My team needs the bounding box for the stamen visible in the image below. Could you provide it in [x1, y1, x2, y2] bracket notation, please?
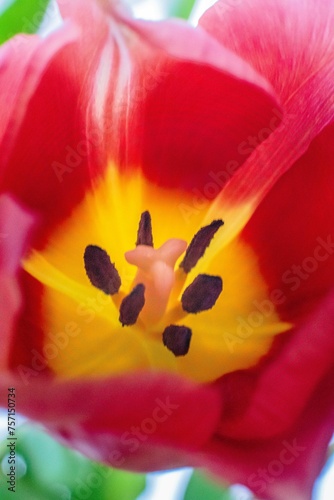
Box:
[181, 274, 223, 313]
[119, 284, 145, 326]
[84, 245, 121, 295]
[162, 325, 192, 356]
[179, 219, 224, 273]
[136, 211, 153, 247]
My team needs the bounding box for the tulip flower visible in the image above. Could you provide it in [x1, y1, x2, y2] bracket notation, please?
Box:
[1, 0, 334, 499]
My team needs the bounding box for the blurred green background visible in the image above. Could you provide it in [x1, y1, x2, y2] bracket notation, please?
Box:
[0, 422, 235, 500]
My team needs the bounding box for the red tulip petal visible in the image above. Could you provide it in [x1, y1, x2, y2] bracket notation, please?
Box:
[242, 122, 334, 321]
[202, 367, 334, 500]
[199, 0, 334, 240]
[0, 24, 79, 171]
[0, 35, 39, 142]
[0, 1, 110, 241]
[0, 0, 281, 250]
[108, 11, 280, 192]
[13, 0, 281, 204]
[216, 287, 334, 440]
[200, 0, 334, 105]
[0, 372, 221, 471]
[0, 195, 34, 370]
[60, 0, 280, 190]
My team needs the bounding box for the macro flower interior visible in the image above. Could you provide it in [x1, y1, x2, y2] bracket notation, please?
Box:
[0, 0, 334, 499]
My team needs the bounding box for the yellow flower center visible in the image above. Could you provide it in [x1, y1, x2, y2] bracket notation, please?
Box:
[23, 165, 291, 383]
[83, 211, 224, 356]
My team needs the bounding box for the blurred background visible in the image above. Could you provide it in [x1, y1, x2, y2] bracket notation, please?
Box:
[0, 0, 333, 498]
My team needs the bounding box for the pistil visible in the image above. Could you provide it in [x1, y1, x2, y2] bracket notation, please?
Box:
[125, 238, 187, 324]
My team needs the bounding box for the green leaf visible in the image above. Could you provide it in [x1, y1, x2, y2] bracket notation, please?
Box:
[0, 0, 51, 45]
[0, 424, 146, 500]
[184, 470, 232, 500]
[99, 469, 146, 500]
[166, 0, 198, 19]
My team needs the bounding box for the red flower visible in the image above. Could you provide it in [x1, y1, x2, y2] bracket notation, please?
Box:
[1, 0, 334, 498]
